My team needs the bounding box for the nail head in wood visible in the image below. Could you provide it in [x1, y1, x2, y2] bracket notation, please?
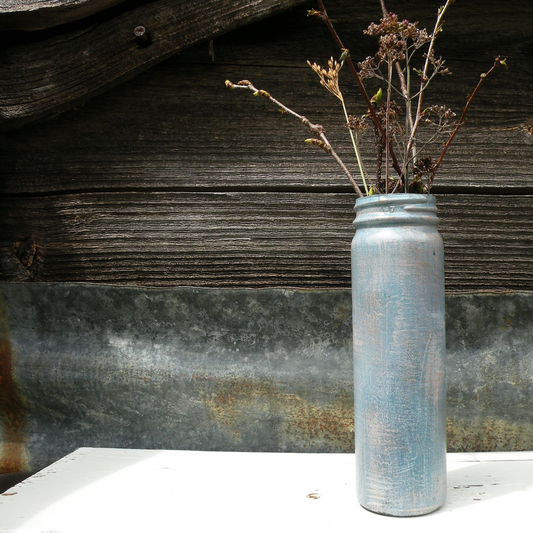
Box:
[134, 26, 151, 46]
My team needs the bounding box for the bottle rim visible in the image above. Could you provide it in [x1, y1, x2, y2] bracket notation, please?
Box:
[353, 194, 438, 228]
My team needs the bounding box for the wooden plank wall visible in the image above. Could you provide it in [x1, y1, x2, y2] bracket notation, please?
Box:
[1, 0, 532, 292]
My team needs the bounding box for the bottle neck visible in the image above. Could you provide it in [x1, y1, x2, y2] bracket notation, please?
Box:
[354, 194, 438, 229]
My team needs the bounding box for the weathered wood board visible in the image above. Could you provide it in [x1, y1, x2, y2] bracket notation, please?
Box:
[0, 0, 309, 128]
[0, 0, 128, 31]
[1, 192, 532, 292]
[1, 57, 532, 192]
[1, 0, 532, 291]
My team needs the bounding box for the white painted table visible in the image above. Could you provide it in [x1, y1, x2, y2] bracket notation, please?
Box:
[0, 448, 532, 532]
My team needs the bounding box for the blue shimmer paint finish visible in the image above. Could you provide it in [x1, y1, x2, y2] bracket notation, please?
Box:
[351, 194, 447, 516]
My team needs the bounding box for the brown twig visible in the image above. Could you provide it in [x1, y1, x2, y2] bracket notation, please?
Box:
[316, 0, 404, 182]
[225, 80, 364, 197]
[433, 58, 504, 177]
[403, 0, 453, 180]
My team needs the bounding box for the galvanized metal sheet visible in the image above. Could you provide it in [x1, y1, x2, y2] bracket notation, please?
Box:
[0, 283, 532, 473]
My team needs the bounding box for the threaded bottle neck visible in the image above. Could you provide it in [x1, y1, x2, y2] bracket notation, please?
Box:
[354, 194, 438, 229]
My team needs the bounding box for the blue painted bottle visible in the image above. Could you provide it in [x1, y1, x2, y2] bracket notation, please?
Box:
[351, 194, 446, 516]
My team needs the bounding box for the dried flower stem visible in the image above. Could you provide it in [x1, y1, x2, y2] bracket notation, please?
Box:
[403, 0, 453, 176]
[342, 98, 370, 194]
[379, 0, 413, 189]
[227, 2, 503, 196]
[434, 58, 504, 176]
[387, 62, 395, 192]
[379, 0, 409, 125]
[225, 80, 364, 197]
[308, 58, 370, 194]
[316, 0, 404, 181]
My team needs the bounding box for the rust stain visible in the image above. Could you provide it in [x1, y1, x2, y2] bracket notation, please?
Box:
[288, 392, 354, 451]
[447, 417, 533, 452]
[0, 295, 29, 474]
[201, 376, 354, 452]
[200, 374, 532, 453]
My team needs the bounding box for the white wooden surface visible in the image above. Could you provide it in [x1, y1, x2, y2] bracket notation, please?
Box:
[0, 448, 532, 532]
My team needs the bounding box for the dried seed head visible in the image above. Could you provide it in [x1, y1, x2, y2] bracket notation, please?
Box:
[347, 115, 368, 132]
[365, 12, 432, 65]
[358, 56, 378, 79]
[423, 105, 456, 122]
[413, 155, 438, 178]
[307, 58, 344, 101]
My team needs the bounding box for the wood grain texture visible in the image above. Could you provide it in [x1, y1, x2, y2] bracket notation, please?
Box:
[1, 57, 532, 192]
[1, 0, 532, 190]
[1, 0, 532, 290]
[0, 0, 309, 129]
[0, 0, 128, 31]
[1, 192, 532, 291]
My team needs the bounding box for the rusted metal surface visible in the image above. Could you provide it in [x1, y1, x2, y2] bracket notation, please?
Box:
[0, 294, 28, 474]
[447, 418, 533, 452]
[0, 283, 531, 472]
[0, 283, 355, 470]
[445, 292, 533, 452]
[202, 377, 354, 451]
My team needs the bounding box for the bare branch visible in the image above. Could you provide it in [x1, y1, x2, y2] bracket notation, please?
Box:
[316, 0, 404, 182]
[433, 58, 505, 177]
[226, 79, 364, 197]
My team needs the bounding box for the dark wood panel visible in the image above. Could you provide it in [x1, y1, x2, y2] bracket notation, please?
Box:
[1, 0, 532, 291]
[438, 196, 533, 291]
[0, 59, 531, 193]
[1, 0, 532, 193]
[0, 0, 309, 129]
[1, 192, 532, 291]
[0, 0, 128, 31]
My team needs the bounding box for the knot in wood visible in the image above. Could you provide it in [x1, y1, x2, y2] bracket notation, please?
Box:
[12, 236, 37, 269]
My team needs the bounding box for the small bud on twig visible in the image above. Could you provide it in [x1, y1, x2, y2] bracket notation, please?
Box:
[253, 89, 271, 98]
[496, 56, 508, 68]
[223, 75, 364, 197]
[370, 87, 382, 107]
[305, 138, 330, 152]
[309, 124, 326, 135]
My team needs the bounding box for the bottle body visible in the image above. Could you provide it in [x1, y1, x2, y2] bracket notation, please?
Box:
[351, 194, 446, 516]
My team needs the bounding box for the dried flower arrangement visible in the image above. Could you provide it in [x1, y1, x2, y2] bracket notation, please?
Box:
[225, 0, 506, 197]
